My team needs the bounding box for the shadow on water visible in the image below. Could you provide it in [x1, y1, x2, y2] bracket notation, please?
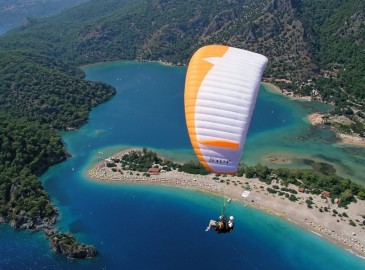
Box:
[68, 219, 91, 234]
[341, 147, 365, 156]
[313, 154, 355, 177]
[314, 154, 342, 164]
[302, 158, 314, 165]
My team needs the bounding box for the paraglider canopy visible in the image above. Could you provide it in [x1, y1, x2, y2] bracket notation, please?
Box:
[184, 45, 268, 174]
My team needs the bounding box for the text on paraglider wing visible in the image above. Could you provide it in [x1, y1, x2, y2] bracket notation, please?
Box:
[209, 157, 230, 164]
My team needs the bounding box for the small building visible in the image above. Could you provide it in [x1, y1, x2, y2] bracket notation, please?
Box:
[148, 167, 160, 175]
[321, 191, 331, 197]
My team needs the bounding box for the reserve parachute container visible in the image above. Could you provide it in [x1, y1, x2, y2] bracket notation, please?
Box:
[184, 45, 268, 174]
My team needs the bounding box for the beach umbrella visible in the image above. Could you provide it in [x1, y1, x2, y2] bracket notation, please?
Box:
[184, 45, 268, 175]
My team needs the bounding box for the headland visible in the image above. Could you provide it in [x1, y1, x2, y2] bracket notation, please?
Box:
[307, 113, 365, 147]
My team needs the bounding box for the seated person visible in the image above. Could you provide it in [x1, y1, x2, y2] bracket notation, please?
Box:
[205, 215, 234, 233]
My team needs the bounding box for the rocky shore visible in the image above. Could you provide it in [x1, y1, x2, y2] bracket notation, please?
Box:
[50, 233, 99, 259]
[264, 82, 365, 148]
[1, 207, 98, 259]
[307, 113, 365, 147]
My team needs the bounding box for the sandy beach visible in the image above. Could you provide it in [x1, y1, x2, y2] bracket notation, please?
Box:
[87, 148, 365, 259]
[336, 133, 365, 146]
[263, 82, 312, 101]
[307, 113, 325, 125]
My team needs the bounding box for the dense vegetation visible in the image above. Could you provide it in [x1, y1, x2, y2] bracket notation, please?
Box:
[237, 162, 365, 207]
[109, 148, 209, 175]
[117, 148, 172, 172]
[296, 0, 365, 136]
[0, 0, 88, 25]
[0, 112, 66, 228]
[50, 233, 98, 259]
[0, 51, 115, 226]
[178, 161, 210, 175]
[0, 51, 116, 129]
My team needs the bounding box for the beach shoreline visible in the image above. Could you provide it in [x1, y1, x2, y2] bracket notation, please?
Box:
[306, 113, 365, 147]
[263, 82, 312, 101]
[263, 82, 365, 147]
[87, 148, 365, 259]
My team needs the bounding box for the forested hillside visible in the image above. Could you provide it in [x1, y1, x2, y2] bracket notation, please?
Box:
[0, 0, 88, 25]
[3, 0, 364, 105]
[0, 112, 64, 228]
[296, 0, 365, 135]
[0, 51, 115, 129]
[0, 0, 364, 257]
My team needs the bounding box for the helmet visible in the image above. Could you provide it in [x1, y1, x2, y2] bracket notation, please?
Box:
[229, 216, 234, 221]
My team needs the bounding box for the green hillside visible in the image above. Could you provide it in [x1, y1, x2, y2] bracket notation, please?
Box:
[0, 0, 88, 25]
[3, 0, 364, 103]
[297, 0, 365, 134]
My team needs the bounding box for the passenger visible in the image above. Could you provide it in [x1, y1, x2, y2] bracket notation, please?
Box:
[205, 215, 226, 232]
[205, 220, 217, 231]
[205, 215, 234, 233]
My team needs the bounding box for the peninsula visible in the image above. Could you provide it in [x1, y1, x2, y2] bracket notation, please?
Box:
[88, 148, 365, 258]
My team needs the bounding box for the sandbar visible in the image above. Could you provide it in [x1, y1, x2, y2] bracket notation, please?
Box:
[262, 153, 292, 165]
[87, 148, 365, 259]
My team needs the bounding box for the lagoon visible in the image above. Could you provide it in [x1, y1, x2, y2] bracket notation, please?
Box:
[1, 61, 364, 269]
[83, 61, 365, 184]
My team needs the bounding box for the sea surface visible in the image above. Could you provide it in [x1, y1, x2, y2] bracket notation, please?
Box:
[1, 61, 364, 269]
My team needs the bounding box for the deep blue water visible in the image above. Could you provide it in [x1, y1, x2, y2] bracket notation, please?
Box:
[1, 61, 364, 269]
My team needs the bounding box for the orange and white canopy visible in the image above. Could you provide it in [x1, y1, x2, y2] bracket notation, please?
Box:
[184, 45, 268, 174]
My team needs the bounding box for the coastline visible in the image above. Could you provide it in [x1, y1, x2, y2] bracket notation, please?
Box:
[307, 113, 365, 147]
[81, 59, 182, 70]
[263, 82, 365, 147]
[87, 148, 365, 259]
[263, 82, 312, 101]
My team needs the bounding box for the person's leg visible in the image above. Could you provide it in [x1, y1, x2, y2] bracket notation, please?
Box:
[205, 220, 217, 231]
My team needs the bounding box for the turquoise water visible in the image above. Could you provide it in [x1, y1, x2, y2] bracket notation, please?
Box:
[83, 61, 365, 184]
[247, 87, 365, 184]
[1, 61, 364, 269]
